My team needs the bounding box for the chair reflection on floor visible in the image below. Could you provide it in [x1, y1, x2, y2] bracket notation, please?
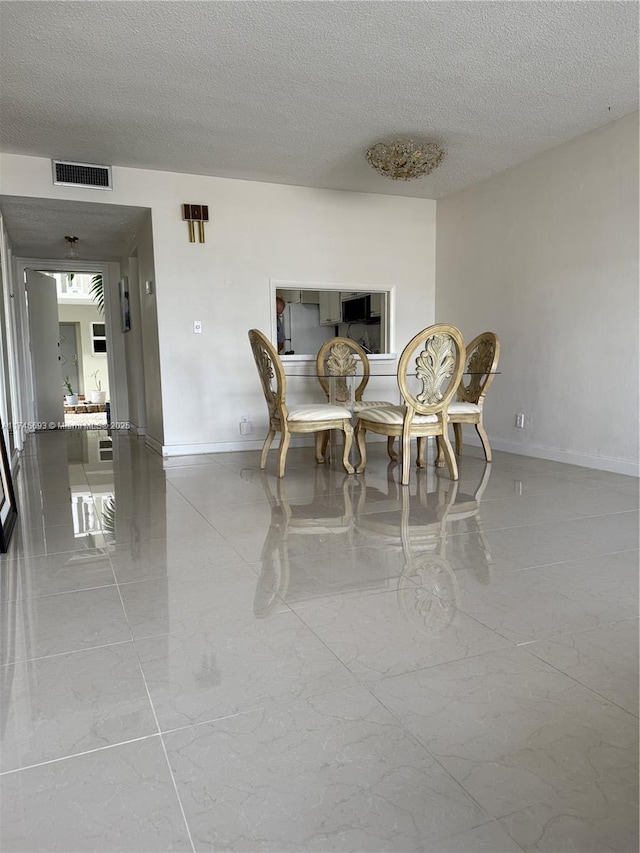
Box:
[253, 462, 493, 633]
[442, 461, 493, 585]
[355, 468, 461, 634]
[253, 467, 361, 617]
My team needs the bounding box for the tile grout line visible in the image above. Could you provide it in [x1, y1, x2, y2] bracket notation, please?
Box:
[279, 595, 523, 809]
[0, 637, 136, 668]
[0, 733, 161, 777]
[109, 561, 197, 853]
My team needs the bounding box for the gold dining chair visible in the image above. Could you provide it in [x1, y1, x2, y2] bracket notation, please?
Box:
[248, 329, 355, 477]
[355, 324, 466, 485]
[432, 331, 500, 466]
[316, 337, 396, 460]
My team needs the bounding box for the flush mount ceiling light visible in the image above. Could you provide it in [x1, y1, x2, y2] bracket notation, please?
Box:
[64, 235, 79, 259]
[365, 138, 445, 180]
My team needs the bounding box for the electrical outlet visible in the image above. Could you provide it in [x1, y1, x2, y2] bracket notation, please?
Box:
[515, 413, 525, 428]
[239, 420, 253, 435]
[193, 320, 202, 334]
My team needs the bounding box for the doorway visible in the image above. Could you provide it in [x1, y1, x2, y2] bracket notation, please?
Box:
[22, 267, 114, 431]
[55, 272, 110, 429]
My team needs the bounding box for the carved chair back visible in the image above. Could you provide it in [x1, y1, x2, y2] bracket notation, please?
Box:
[248, 329, 287, 422]
[397, 324, 466, 417]
[316, 337, 370, 405]
[457, 332, 500, 405]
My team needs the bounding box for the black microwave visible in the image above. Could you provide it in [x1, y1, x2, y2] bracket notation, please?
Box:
[342, 294, 370, 323]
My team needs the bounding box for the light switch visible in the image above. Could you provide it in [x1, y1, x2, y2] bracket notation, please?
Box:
[193, 320, 202, 334]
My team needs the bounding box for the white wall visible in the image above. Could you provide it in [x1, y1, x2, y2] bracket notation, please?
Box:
[118, 215, 163, 446]
[0, 155, 436, 455]
[436, 113, 639, 475]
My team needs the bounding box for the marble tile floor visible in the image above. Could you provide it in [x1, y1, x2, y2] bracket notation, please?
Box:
[0, 430, 638, 852]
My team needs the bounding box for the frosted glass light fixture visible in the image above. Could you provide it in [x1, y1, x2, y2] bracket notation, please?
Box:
[365, 138, 445, 180]
[64, 235, 79, 259]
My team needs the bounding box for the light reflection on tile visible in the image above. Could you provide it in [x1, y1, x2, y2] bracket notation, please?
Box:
[291, 583, 511, 680]
[135, 611, 358, 729]
[0, 643, 156, 772]
[2, 430, 637, 852]
[0, 551, 115, 602]
[1, 586, 131, 664]
[119, 563, 289, 640]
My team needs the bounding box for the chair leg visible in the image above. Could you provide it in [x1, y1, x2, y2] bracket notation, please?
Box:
[475, 421, 492, 462]
[355, 422, 367, 473]
[314, 432, 326, 464]
[438, 429, 459, 481]
[416, 436, 427, 468]
[453, 422, 463, 456]
[321, 430, 329, 460]
[260, 429, 276, 469]
[387, 436, 397, 461]
[276, 429, 291, 477]
[435, 435, 445, 468]
[341, 421, 355, 474]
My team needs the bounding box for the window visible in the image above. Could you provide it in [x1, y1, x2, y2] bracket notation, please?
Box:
[91, 322, 106, 354]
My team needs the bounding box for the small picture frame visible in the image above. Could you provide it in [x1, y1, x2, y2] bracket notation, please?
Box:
[0, 419, 17, 552]
[119, 277, 131, 332]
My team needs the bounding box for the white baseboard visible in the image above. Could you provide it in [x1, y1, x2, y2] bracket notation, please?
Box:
[161, 436, 310, 456]
[464, 434, 639, 477]
[160, 434, 390, 457]
[145, 434, 163, 456]
[160, 433, 638, 477]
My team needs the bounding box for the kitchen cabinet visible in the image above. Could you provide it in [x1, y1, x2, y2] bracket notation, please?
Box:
[319, 291, 342, 325]
[369, 292, 383, 317]
[276, 289, 320, 304]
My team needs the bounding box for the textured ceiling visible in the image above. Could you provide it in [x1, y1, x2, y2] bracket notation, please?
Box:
[0, 2, 637, 260]
[0, 1, 637, 202]
[0, 197, 149, 261]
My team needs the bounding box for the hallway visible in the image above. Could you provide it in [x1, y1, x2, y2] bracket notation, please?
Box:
[0, 431, 638, 852]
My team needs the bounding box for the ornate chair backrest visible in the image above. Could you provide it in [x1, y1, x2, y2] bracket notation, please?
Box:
[457, 332, 500, 405]
[316, 337, 370, 405]
[248, 329, 287, 421]
[397, 324, 465, 416]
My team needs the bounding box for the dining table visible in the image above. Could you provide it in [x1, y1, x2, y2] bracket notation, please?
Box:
[283, 367, 500, 468]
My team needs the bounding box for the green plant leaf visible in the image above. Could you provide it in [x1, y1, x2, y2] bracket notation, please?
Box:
[89, 274, 104, 316]
[102, 496, 116, 544]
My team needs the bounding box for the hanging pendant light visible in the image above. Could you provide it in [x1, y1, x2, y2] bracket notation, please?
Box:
[64, 235, 79, 259]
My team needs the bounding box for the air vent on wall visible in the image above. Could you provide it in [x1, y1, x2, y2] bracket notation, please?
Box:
[52, 160, 113, 190]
